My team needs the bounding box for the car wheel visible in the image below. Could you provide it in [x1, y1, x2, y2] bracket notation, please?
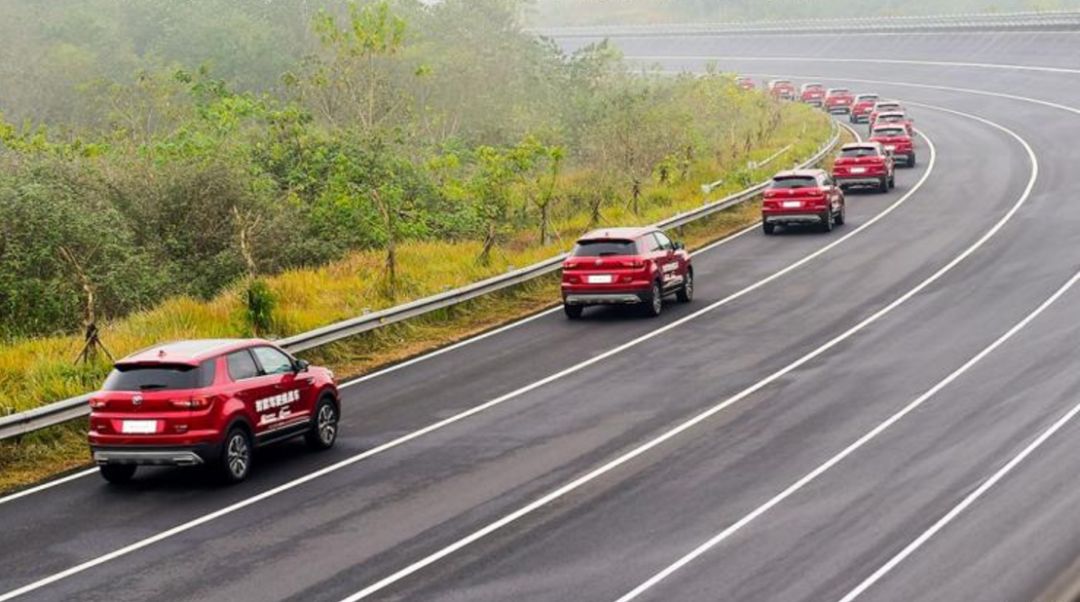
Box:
[763, 221, 775, 235]
[218, 426, 253, 484]
[835, 204, 846, 226]
[643, 281, 663, 317]
[676, 270, 694, 303]
[822, 209, 834, 233]
[909, 155, 916, 168]
[306, 396, 339, 451]
[563, 303, 583, 319]
[99, 464, 136, 484]
[889, 174, 896, 189]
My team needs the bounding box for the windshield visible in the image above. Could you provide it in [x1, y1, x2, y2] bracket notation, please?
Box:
[841, 147, 880, 158]
[103, 361, 215, 391]
[572, 240, 637, 257]
[769, 176, 818, 189]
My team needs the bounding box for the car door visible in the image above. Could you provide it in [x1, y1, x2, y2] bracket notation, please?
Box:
[651, 231, 683, 291]
[225, 349, 274, 434]
[250, 345, 314, 433]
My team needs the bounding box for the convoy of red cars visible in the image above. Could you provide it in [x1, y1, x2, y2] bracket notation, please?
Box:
[84, 77, 920, 488]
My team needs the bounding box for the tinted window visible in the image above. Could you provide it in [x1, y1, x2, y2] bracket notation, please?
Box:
[857, 95, 878, 102]
[769, 176, 817, 189]
[572, 240, 637, 257]
[840, 147, 880, 157]
[227, 350, 260, 381]
[103, 360, 214, 391]
[654, 232, 674, 251]
[874, 128, 906, 137]
[252, 346, 294, 375]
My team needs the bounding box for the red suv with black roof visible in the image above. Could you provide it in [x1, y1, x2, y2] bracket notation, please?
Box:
[800, 82, 826, 107]
[824, 88, 855, 114]
[561, 227, 693, 319]
[88, 339, 340, 484]
[850, 93, 880, 123]
[762, 169, 846, 234]
[870, 124, 916, 167]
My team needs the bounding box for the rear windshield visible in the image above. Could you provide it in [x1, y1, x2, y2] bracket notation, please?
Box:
[769, 176, 817, 189]
[874, 128, 906, 137]
[841, 147, 880, 157]
[103, 361, 215, 391]
[573, 240, 637, 257]
[877, 104, 900, 110]
[857, 95, 879, 102]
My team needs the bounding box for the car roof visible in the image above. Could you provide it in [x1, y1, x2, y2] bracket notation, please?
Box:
[875, 100, 901, 106]
[878, 111, 907, 118]
[856, 93, 879, 98]
[826, 87, 851, 93]
[117, 339, 272, 366]
[577, 227, 655, 242]
[841, 142, 883, 150]
[773, 169, 826, 179]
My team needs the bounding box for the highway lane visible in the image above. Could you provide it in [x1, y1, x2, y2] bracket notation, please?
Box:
[2, 32, 1077, 602]
[0, 104, 1027, 602]
[0, 121, 924, 596]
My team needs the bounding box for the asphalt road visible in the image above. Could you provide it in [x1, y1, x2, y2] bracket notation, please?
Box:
[3, 30, 1080, 602]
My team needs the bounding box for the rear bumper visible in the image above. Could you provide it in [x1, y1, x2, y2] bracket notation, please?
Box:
[763, 212, 826, 225]
[836, 176, 886, 187]
[564, 292, 648, 306]
[91, 443, 220, 467]
[827, 105, 852, 114]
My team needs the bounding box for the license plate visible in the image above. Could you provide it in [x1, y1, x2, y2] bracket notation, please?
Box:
[885, 145, 896, 151]
[587, 274, 613, 284]
[850, 167, 867, 174]
[121, 420, 158, 434]
[782, 201, 802, 208]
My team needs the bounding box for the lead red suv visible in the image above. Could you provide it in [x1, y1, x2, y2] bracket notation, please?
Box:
[561, 228, 693, 319]
[768, 79, 796, 100]
[762, 169, 846, 234]
[870, 124, 916, 167]
[832, 142, 895, 193]
[800, 82, 826, 107]
[88, 339, 340, 484]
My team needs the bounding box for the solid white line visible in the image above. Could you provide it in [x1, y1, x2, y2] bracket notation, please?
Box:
[335, 125, 944, 601]
[0, 124, 905, 600]
[836, 324, 1080, 601]
[0, 191, 771, 504]
[0, 469, 98, 507]
[624, 54, 1080, 76]
[613, 105, 1038, 602]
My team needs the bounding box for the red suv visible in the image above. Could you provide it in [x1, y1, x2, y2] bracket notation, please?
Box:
[873, 111, 914, 135]
[824, 88, 855, 114]
[768, 79, 796, 100]
[800, 83, 826, 107]
[832, 142, 895, 193]
[88, 339, 340, 484]
[561, 228, 693, 319]
[870, 125, 916, 167]
[762, 169, 846, 234]
[868, 101, 904, 131]
[737, 76, 756, 91]
[850, 93, 880, 123]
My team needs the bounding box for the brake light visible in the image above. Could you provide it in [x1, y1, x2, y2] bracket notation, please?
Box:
[628, 258, 645, 269]
[171, 396, 213, 410]
[89, 397, 106, 409]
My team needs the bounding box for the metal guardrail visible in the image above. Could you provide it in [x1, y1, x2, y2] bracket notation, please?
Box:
[533, 10, 1080, 37]
[0, 121, 842, 442]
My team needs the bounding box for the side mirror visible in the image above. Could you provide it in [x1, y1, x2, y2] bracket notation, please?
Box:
[294, 359, 310, 373]
[673, 241, 685, 251]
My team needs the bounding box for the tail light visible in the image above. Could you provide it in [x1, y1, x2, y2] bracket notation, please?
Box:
[89, 397, 106, 409]
[171, 396, 213, 410]
[627, 258, 645, 269]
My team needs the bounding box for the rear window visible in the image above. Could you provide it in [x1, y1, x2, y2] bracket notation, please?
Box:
[769, 176, 818, 189]
[857, 95, 879, 102]
[103, 361, 215, 391]
[829, 89, 850, 95]
[841, 147, 880, 158]
[877, 104, 900, 111]
[874, 128, 906, 137]
[572, 240, 638, 257]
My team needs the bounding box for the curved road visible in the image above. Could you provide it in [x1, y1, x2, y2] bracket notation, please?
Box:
[2, 30, 1080, 602]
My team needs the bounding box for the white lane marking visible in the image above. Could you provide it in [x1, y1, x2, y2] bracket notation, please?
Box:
[0, 124, 925, 601]
[614, 106, 1039, 602]
[0, 186, 768, 505]
[335, 126, 941, 601]
[836, 308, 1080, 602]
[624, 54, 1080, 76]
[0, 469, 98, 507]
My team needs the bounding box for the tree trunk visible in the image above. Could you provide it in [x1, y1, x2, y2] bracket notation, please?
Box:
[538, 202, 550, 246]
[477, 221, 497, 266]
[631, 178, 642, 215]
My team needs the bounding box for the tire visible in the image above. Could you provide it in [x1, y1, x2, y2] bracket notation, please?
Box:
[834, 204, 846, 226]
[643, 281, 663, 317]
[878, 177, 888, 194]
[821, 209, 834, 233]
[889, 174, 896, 189]
[563, 303, 583, 320]
[908, 154, 916, 168]
[676, 270, 694, 303]
[306, 396, 339, 451]
[763, 221, 776, 235]
[99, 464, 136, 484]
[217, 426, 253, 484]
